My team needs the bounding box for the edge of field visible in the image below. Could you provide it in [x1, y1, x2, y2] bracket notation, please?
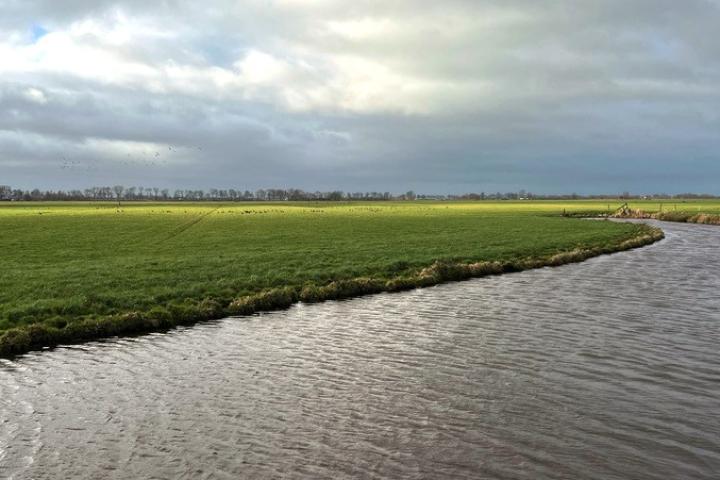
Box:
[0, 222, 665, 359]
[612, 210, 720, 225]
[565, 207, 720, 225]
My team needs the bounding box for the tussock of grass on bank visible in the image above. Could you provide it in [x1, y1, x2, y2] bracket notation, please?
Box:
[610, 207, 720, 225]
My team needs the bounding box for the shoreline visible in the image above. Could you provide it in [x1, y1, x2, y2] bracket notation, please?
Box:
[613, 210, 720, 225]
[0, 223, 664, 359]
[565, 208, 720, 225]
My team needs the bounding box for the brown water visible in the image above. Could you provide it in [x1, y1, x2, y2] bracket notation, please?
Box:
[1, 221, 719, 479]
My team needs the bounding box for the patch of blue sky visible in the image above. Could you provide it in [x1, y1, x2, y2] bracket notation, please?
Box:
[196, 37, 244, 67]
[31, 24, 49, 42]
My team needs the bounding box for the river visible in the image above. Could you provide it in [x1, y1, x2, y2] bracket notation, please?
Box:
[1, 221, 719, 479]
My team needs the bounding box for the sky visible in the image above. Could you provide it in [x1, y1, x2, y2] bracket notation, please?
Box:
[1, 0, 719, 195]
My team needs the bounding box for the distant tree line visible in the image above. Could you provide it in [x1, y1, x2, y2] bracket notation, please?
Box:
[0, 185, 718, 202]
[0, 185, 412, 202]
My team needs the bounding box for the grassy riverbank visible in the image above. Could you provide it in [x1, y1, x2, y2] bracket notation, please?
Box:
[0, 200, 668, 356]
[609, 204, 720, 224]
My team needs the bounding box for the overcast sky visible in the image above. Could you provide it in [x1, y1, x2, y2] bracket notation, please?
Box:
[1, 0, 719, 194]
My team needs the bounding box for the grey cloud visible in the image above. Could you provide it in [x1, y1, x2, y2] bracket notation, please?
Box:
[0, 0, 719, 193]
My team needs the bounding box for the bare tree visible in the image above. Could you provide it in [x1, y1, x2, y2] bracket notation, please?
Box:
[112, 185, 124, 207]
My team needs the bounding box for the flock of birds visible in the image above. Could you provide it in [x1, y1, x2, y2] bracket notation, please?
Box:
[59, 156, 97, 172]
[59, 145, 203, 171]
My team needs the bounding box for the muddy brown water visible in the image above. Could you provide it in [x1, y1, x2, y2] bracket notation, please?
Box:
[1, 221, 719, 479]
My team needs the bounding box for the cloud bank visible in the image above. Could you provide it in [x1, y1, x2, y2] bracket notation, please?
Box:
[1, 0, 719, 193]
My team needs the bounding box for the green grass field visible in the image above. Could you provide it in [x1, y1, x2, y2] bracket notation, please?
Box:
[0, 199, 685, 355]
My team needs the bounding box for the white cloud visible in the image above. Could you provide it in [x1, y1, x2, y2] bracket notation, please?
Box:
[0, 30, 156, 86]
[234, 50, 290, 84]
[325, 18, 397, 40]
[84, 138, 190, 162]
[0, 5, 538, 115]
[22, 87, 47, 104]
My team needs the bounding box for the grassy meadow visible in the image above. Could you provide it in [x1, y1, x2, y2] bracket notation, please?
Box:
[0, 199, 678, 355]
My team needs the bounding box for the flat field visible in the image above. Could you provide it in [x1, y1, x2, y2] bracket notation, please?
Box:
[0, 199, 674, 335]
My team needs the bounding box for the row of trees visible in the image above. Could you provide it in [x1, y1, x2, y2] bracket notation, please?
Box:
[1, 185, 717, 202]
[0, 185, 412, 202]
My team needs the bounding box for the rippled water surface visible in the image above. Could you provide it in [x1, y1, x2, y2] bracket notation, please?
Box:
[2, 221, 720, 479]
